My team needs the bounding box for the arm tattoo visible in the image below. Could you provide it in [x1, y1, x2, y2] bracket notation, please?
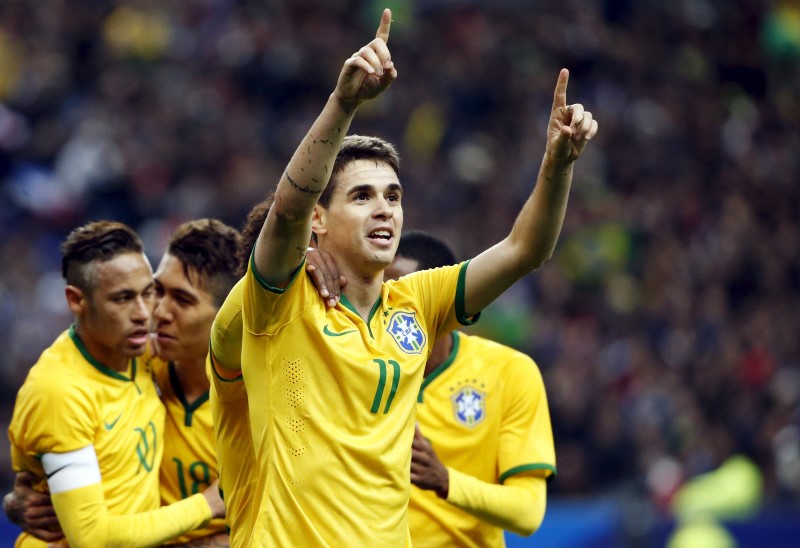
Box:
[285, 171, 322, 195]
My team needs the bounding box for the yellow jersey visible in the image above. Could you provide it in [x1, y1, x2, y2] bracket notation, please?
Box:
[228, 258, 473, 546]
[408, 331, 556, 547]
[153, 357, 226, 543]
[8, 327, 165, 546]
[209, 279, 260, 548]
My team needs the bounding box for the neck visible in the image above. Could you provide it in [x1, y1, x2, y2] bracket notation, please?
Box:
[172, 358, 210, 401]
[341, 273, 384, 319]
[74, 323, 129, 372]
[425, 332, 453, 377]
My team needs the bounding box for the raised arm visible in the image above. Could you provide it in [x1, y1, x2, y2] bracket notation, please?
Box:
[253, 9, 396, 287]
[463, 69, 598, 316]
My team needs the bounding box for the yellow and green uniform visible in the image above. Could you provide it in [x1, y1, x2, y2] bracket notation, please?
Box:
[223, 258, 475, 546]
[209, 280, 259, 548]
[408, 331, 556, 547]
[153, 358, 226, 543]
[8, 326, 211, 546]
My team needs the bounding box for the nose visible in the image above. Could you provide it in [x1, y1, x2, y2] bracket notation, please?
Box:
[132, 295, 152, 323]
[153, 296, 172, 323]
[373, 196, 394, 219]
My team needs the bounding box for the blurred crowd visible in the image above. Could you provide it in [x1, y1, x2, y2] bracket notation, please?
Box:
[1, 0, 799, 535]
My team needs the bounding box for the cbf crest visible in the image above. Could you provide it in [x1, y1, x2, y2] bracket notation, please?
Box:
[385, 311, 426, 354]
[451, 386, 486, 428]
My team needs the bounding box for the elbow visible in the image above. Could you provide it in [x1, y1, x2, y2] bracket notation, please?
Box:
[506, 236, 555, 274]
[271, 203, 305, 227]
[529, 251, 553, 271]
[510, 515, 544, 538]
[509, 503, 546, 537]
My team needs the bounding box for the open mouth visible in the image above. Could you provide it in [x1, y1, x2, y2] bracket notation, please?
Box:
[128, 331, 149, 346]
[369, 229, 392, 241]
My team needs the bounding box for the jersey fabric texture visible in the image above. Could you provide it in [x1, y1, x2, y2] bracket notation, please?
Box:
[8, 327, 165, 546]
[408, 331, 556, 547]
[221, 257, 475, 546]
[153, 357, 225, 543]
[209, 279, 259, 548]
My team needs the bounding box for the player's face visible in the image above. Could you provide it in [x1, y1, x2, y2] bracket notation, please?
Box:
[317, 159, 403, 273]
[384, 255, 420, 281]
[152, 253, 218, 365]
[79, 252, 155, 366]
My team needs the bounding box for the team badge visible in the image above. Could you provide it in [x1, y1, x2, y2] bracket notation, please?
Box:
[451, 386, 486, 427]
[385, 311, 426, 354]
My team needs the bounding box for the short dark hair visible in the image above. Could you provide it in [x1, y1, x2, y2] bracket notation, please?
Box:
[61, 221, 144, 292]
[167, 219, 241, 307]
[396, 230, 457, 271]
[318, 135, 400, 208]
[237, 195, 275, 277]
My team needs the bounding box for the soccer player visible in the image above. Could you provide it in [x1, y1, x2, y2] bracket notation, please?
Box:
[5, 215, 343, 547]
[209, 196, 347, 548]
[7, 221, 224, 547]
[385, 230, 556, 547]
[150, 218, 241, 545]
[212, 6, 596, 546]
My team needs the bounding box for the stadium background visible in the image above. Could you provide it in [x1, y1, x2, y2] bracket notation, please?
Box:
[1, 0, 799, 545]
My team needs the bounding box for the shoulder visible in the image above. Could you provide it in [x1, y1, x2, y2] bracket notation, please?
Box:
[460, 332, 541, 379]
[20, 334, 92, 400]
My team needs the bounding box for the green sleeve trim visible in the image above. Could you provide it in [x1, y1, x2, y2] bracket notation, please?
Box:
[209, 341, 243, 383]
[499, 463, 557, 484]
[250, 248, 304, 293]
[454, 261, 480, 326]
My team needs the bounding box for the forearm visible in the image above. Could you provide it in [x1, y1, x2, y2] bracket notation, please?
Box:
[255, 96, 357, 283]
[52, 483, 212, 547]
[278, 94, 358, 217]
[445, 469, 547, 537]
[507, 156, 574, 268]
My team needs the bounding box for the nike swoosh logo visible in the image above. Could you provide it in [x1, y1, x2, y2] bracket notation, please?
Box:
[104, 413, 122, 430]
[46, 464, 70, 480]
[323, 324, 357, 337]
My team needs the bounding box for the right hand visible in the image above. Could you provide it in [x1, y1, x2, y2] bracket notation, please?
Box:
[4, 471, 64, 542]
[333, 8, 397, 108]
[410, 424, 449, 499]
[306, 248, 347, 307]
[202, 480, 226, 520]
[545, 69, 598, 166]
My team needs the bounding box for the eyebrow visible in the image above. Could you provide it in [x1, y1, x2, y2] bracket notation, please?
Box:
[348, 183, 403, 195]
[154, 278, 199, 302]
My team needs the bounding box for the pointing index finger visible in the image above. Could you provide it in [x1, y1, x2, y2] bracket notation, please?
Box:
[552, 68, 569, 111]
[376, 8, 392, 43]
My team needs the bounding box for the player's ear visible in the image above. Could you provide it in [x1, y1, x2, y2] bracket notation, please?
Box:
[65, 285, 87, 315]
[311, 204, 328, 237]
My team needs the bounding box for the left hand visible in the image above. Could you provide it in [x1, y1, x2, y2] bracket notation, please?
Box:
[410, 424, 449, 499]
[546, 69, 599, 165]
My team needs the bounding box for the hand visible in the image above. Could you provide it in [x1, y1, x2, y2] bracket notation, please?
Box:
[202, 480, 225, 520]
[545, 69, 599, 165]
[410, 424, 449, 499]
[3, 472, 63, 542]
[333, 8, 397, 108]
[163, 531, 230, 547]
[306, 248, 347, 307]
